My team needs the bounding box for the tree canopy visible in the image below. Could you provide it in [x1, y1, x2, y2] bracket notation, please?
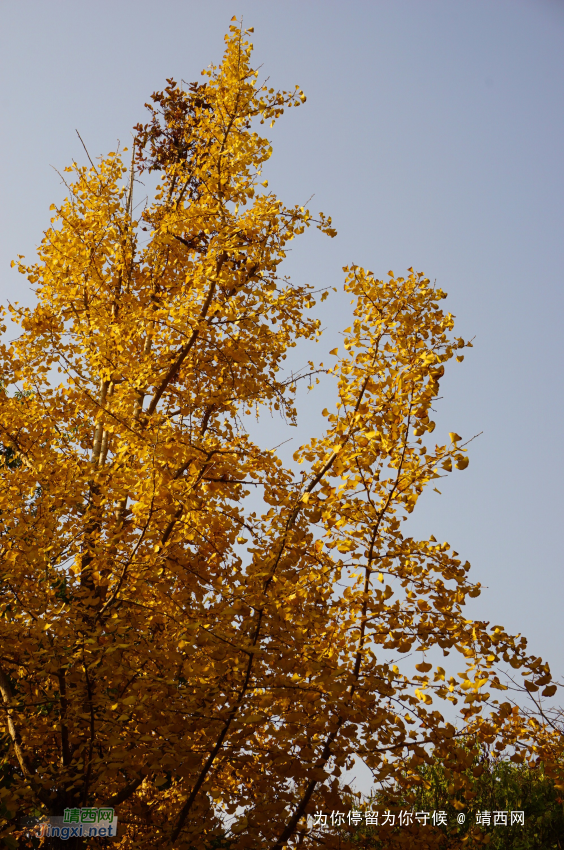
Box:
[0, 20, 560, 850]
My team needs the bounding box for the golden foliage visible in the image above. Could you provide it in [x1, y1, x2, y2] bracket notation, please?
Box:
[0, 20, 559, 850]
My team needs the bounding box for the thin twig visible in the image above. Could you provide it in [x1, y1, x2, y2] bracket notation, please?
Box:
[76, 130, 97, 171]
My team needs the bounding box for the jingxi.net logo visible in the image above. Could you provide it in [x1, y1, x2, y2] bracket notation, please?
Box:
[33, 807, 118, 840]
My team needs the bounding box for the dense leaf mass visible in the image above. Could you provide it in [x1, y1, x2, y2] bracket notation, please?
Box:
[0, 20, 560, 850]
[332, 751, 564, 849]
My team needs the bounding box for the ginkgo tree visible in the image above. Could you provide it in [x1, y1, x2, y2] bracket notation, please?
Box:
[0, 19, 560, 850]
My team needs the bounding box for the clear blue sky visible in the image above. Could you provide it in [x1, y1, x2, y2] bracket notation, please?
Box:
[1, 1, 563, 689]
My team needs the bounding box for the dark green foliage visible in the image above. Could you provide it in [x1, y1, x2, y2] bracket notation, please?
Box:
[334, 750, 564, 849]
[0, 445, 21, 471]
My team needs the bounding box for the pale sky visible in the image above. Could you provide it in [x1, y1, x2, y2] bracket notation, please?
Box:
[1, 0, 563, 697]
